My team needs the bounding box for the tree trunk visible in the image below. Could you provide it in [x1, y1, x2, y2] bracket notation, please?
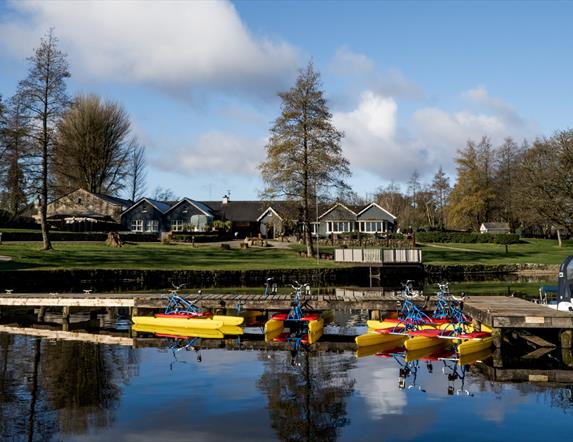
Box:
[302, 121, 314, 258]
[557, 228, 562, 247]
[40, 96, 52, 250]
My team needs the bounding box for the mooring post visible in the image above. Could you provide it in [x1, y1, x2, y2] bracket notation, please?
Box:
[493, 348, 503, 368]
[62, 319, 69, 332]
[62, 306, 70, 321]
[370, 310, 380, 320]
[560, 329, 572, 349]
[491, 327, 503, 348]
[37, 306, 46, 322]
[131, 307, 138, 317]
[561, 349, 573, 367]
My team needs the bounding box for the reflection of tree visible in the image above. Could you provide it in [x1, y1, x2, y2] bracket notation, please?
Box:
[0, 334, 138, 440]
[257, 349, 355, 442]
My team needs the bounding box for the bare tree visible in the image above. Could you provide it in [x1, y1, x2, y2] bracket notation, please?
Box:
[151, 186, 176, 201]
[259, 63, 350, 257]
[518, 130, 573, 244]
[16, 29, 70, 249]
[53, 94, 132, 196]
[126, 141, 147, 201]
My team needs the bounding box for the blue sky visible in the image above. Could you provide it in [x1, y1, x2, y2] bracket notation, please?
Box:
[1, 0, 572, 201]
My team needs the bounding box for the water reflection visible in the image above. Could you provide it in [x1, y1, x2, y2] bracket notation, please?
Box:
[257, 348, 355, 442]
[0, 333, 138, 441]
[3, 323, 573, 441]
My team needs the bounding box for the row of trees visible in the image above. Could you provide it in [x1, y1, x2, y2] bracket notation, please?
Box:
[260, 63, 572, 257]
[0, 29, 147, 249]
[377, 132, 573, 240]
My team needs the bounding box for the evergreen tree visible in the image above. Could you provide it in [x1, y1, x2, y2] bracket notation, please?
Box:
[431, 166, 451, 229]
[259, 63, 350, 257]
[447, 137, 495, 230]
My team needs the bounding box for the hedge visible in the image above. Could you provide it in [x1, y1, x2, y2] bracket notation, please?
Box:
[0, 231, 159, 242]
[171, 233, 221, 243]
[416, 231, 520, 244]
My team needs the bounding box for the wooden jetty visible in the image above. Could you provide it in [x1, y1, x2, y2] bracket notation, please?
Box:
[2, 291, 573, 348]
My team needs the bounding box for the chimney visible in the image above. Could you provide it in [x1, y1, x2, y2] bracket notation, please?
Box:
[222, 195, 229, 204]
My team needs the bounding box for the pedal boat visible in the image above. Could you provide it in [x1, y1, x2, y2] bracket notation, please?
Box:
[132, 323, 225, 339]
[132, 311, 244, 329]
[264, 312, 323, 334]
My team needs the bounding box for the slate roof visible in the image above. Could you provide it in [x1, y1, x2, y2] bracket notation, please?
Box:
[202, 201, 268, 222]
[481, 222, 510, 229]
[93, 193, 133, 207]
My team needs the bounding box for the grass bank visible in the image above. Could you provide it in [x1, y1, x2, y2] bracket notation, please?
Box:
[0, 237, 571, 271]
[0, 242, 338, 271]
[418, 238, 572, 265]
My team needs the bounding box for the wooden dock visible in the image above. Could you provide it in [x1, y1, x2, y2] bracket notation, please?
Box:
[2, 291, 573, 348]
[0, 288, 410, 311]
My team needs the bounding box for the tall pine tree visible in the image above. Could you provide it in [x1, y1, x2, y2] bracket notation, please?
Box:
[259, 63, 350, 257]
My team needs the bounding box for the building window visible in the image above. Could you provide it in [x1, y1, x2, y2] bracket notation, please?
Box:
[77, 198, 82, 205]
[311, 223, 319, 236]
[327, 221, 352, 233]
[146, 220, 159, 232]
[171, 220, 183, 231]
[360, 221, 383, 233]
[131, 219, 143, 232]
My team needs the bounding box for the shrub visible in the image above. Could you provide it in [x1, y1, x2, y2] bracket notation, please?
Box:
[416, 231, 520, 244]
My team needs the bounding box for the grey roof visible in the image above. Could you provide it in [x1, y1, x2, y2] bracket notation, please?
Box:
[202, 201, 267, 222]
[93, 193, 133, 207]
[144, 198, 173, 213]
[481, 222, 510, 229]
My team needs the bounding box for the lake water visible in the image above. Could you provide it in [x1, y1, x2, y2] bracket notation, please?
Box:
[2, 324, 572, 442]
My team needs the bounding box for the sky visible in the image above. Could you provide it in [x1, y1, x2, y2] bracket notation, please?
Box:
[0, 0, 572, 201]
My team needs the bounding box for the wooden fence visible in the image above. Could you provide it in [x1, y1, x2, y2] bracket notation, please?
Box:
[334, 248, 422, 264]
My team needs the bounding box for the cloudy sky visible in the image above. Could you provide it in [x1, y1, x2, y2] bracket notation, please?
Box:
[1, 0, 572, 201]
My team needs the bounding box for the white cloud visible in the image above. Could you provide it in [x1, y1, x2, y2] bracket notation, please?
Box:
[0, 0, 299, 100]
[334, 91, 429, 182]
[335, 87, 536, 186]
[331, 47, 424, 100]
[461, 85, 525, 127]
[151, 131, 265, 177]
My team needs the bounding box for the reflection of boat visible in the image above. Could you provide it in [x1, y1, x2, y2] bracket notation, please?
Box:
[404, 345, 454, 362]
[132, 324, 225, 339]
[456, 348, 492, 366]
[133, 323, 244, 338]
[132, 315, 225, 329]
[270, 328, 324, 345]
[355, 338, 407, 358]
[355, 331, 406, 347]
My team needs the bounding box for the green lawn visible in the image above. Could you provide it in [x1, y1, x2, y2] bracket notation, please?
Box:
[419, 238, 573, 265]
[0, 242, 339, 271]
[0, 237, 571, 271]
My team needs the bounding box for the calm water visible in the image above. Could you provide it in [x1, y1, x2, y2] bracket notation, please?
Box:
[1, 329, 573, 442]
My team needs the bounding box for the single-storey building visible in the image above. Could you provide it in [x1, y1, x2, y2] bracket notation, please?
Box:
[40, 188, 132, 230]
[480, 222, 511, 234]
[258, 202, 397, 239]
[40, 190, 398, 237]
